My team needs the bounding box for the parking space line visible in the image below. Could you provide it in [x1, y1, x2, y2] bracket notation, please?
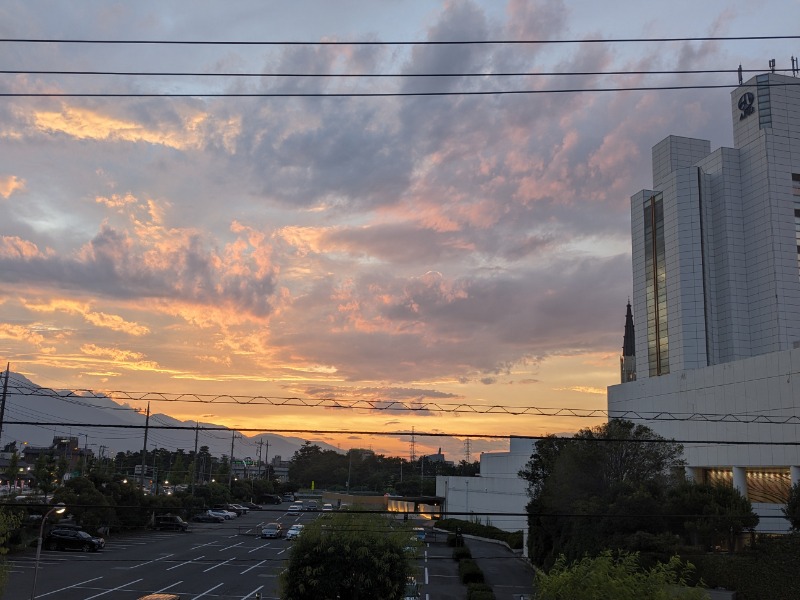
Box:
[151, 580, 183, 594]
[242, 586, 265, 599]
[248, 542, 271, 553]
[32, 576, 103, 597]
[219, 541, 243, 551]
[240, 559, 266, 574]
[203, 557, 233, 572]
[82, 577, 143, 599]
[166, 555, 204, 570]
[128, 553, 174, 569]
[193, 582, 224, 598]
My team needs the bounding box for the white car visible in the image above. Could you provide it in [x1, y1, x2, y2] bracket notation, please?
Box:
[207, 509, 235, 520]
[287, 504, 303, 515]
[322, 503, 333, 512]
[285, 524, 304, 540]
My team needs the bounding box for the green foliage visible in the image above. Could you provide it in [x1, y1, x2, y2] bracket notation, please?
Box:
[467, 583, 495, 600]
[452, 545, 472, 561]
[280, 511, 413, 600]
[520, 420, 694, 568]
[667, 481, 759, 551]
[781, 482, 800, 531]
[0, 507, 22, 596]
[436, 518, 523, 549]
[694, 533, 800, 600]
[458, 558, 485, 584]
[53, 477, 114, 534]
[535, 551, 708, 600]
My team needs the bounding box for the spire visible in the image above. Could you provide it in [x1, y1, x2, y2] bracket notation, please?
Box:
[623, 300, 635, 357]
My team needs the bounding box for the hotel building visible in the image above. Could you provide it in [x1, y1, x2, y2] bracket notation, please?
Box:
[608, 70, 800, 531]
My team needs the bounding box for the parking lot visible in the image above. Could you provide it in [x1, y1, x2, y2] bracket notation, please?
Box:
[5, 507, 467, 599]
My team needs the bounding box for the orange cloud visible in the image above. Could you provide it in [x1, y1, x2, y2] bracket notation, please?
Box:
[0, 323, 46, 346]
[32, 106, 240, 151]
[23, 298, 150, 336]
[0, 175, 25, 198]
[0, 236, 52, 259]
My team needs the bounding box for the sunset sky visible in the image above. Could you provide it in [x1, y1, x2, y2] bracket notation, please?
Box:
[1, 1, 798, 458]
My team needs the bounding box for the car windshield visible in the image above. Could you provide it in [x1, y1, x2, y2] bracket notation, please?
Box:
[264, 523, 279, 530]
[76, 531, 92, 540]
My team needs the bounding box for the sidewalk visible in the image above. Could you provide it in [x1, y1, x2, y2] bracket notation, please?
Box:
[463, 536, 535, 600]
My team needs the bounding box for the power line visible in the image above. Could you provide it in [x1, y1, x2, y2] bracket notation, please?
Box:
[6, 421, 800, 446]
[6, 381, 800, 425]
[4, 81, 800, 98]
[1, 35, 798, 45]
[0, 67, 781, 78]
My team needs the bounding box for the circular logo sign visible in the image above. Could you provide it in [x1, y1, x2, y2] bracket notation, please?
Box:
[738, 92, 755, 111]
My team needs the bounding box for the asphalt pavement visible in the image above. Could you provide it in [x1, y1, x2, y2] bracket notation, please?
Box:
[462, 535, 535, 600]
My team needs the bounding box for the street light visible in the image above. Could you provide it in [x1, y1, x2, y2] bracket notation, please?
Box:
[31, 502, 66, 599]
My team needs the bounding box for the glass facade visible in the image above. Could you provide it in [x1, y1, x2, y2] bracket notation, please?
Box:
[794, 174, 800, 276]
[644, 193, 669, 376]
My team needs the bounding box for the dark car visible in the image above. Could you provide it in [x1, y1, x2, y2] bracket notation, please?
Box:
[153, 515, 189, 531]
[192, 512, 224, 523]
[241, 501, 263, 511]
[46, 528, 105, 552]
[260, 494, 282, 505]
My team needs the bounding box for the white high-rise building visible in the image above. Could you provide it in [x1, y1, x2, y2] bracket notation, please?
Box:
[608, 71, 800, 532]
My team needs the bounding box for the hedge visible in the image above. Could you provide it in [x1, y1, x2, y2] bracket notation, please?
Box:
[436, 518, 523, 549]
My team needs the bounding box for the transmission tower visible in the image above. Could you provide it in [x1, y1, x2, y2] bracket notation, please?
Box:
[465, 438, 471, 463]
[409, 426, 416, 462]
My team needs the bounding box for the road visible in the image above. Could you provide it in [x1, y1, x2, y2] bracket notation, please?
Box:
[5, 508, 465, 599]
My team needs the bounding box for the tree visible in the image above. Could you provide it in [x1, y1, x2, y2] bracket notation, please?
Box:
[668, 481, 759, 551]
[53, 477, 114, 534]
[782, 481, 800, 531]
[280, 511, 414, 600]
[32, 452, 58, 499]
[0, 508, 22, 596]
[520, 420, 686, 568]
[534, 551, 709, 600]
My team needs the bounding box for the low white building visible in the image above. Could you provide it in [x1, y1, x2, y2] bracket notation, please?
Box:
[436, 436, 534, 553]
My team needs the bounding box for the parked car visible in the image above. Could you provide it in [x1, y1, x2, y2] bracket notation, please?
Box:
[285, 524, 304, 540]
[287, 504, 303, 516]
[241, 501, 263, 510]
[221, 503, 247, 516]
[45, 528, 105, 552]
[404, 577, 420, 599]
[192, 512, 225, 523]
[260, 494, 282, 505]
[261, 522, 283, 538]
[153, 515, 189, 532]
[282, 493, 295, 502]
[322, 503, 333, 512]
[306, 501, 319, 511]
[207, 508, 235, 520]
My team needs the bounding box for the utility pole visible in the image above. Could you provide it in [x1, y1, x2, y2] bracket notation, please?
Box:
[228, 431, 235, 488]
[191, 421, 199, 496]
[140, 402, 150, 491]
[264, 438, 270, 480]
[0, 363, 9, 445]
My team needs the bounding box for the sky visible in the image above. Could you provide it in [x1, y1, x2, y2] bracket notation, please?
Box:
[1, 0, 799, 459]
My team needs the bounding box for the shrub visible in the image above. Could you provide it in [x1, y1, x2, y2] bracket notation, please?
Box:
[467, 582, 495, 600]
[453, 546, 472, 561]
[436, 518, 523, 549]
[458, 558, 485, 585]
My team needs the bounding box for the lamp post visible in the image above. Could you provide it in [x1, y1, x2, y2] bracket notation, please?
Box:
[31, 502, 65, 599]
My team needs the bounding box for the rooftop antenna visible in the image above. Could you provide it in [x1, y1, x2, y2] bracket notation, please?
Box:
[769, 58, 776, 73]
[738, 64, 743, 85]
[792, 56, 799, 77]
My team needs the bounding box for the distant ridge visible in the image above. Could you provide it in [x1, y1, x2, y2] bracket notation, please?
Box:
[0, 371, 339, 460]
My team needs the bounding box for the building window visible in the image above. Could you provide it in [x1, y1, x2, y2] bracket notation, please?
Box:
[644, 193, 669, 376]
[746, 469, 791, 504]
[757, 74, 772, 129]
[794, 175, 800, 276]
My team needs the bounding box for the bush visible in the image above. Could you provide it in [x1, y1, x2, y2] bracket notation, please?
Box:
[458, 558, 485, 585]
[436, 518, 523, 549]
[453, 546, 472, 561]
[467, 582, 495, 600]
